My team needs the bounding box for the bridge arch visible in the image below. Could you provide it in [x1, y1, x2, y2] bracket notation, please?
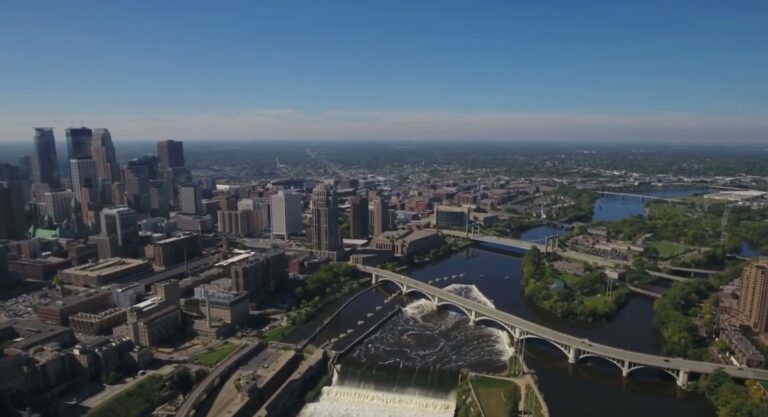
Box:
[475, 316, 517, 336]
[578, 353, 625, 373]
[435, 301, 475, 320]
[626, 365, 679, 380]
[517, 334, 572, 359]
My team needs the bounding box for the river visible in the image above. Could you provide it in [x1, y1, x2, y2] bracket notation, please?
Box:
[592, 188, 709, 222]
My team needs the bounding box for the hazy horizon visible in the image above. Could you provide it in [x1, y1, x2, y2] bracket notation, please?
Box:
[1, 1, 766, 143]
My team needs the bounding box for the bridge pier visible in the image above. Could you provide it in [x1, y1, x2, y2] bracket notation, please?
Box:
[371, 273, 379, 285]
[621, 360, 631, 377]
[676, 370, 690, 388]
[567, 346, 580, 364]
[468, 310, 477, 326]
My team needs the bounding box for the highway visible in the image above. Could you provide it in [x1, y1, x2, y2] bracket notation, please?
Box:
[176, 342, 260, 417]
[358, 265, 768, 382]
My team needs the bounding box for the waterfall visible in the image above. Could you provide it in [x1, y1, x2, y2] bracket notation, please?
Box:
[298, 385, 456, 417]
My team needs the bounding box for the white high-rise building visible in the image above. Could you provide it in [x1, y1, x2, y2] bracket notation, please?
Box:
[270, 190, 302, 239]
[69, 158, 98, 203]
[179, 183, 202, 215]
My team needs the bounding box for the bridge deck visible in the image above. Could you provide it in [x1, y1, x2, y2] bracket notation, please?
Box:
[665, 266, 719, 275]
[357, 265, 768, 382]
[647, 270, 691, 282]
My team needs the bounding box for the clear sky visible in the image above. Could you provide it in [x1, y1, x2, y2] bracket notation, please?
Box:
[1, 1, 767, 142]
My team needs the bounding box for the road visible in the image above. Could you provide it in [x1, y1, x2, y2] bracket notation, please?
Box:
[176, 342, 261, 417]
[359, 265, 768, 382]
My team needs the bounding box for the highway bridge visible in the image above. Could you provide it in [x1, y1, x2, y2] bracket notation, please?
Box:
[356, 265, 768, 387]
[664, 266, 719, 276]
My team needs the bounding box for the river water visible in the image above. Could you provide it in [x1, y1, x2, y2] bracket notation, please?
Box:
[591, 188, 709, 222]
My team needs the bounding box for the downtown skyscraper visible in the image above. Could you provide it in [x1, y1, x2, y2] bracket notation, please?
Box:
[31, 127, 60, 190]
[91, 128, 120, 183]
[349, 196, 369, 239]
[270, 190, 302, 239]
[157, 139, 185, 171]
[310, 183, 342, 252]
[66, 127, 93, 160]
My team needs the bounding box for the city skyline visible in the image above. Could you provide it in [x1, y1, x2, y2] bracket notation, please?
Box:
[1, 1, 767, 143]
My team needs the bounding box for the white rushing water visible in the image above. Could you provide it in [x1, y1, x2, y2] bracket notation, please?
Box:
[298, 283, 510, 417]
[297, 385, 456, 417]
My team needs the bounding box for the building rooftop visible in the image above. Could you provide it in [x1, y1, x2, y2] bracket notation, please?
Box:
[0, 319, 73, 352]
[62, 258, 150, 277]
[35, 290, 110, 308]
[132, 296, 164, 312]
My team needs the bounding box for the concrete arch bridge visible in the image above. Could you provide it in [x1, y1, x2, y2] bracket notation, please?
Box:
[357, 265, 768, 387]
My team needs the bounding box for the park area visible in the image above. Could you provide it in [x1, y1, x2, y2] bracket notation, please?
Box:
[470, 375, 520, 417]
[85, 375, 167, 417]
[192, 342, 239, 367]
[648, 240, 690, 259]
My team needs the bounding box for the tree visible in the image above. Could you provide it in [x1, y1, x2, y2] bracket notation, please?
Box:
[104, 371, 121, 385]
[170, 368, 194, 395]
[193, 368, 208, 383]
[52, 275, 65, 295]
[642, 246, 660, 261]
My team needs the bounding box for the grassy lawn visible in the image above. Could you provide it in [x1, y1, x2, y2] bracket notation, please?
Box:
[649, 240, 690, 259]
[470, 375, 520, 417]
[85, 375, 167, 417]
[559, 273, 581, 288]
[524, 385, 545, 417]
[192, 342, 239, 367]
[264, 325, 295, 341]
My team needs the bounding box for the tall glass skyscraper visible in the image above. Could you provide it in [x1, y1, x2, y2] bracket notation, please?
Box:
[91, 128, 120, 183]
[31, 127, 60, 189]
[66, 127, 93, 160]
[310, 183, 341, 252]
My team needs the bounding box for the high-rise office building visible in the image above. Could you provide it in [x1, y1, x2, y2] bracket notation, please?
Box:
[372, 196, 391, 236]
[349, 196, 369, 239]
[270, 190, 302, 239]
[217, 210, 248, 235]
[157, 140, 185, 171]
[739, 259, 768, 335]
[310, 183, 341, 252]
[97, 207, 139, 257]
[133, 155, 160, 180]
[69, 159, 98, 204]
[123, 161, 150, 212]
[43, 190, 73, 224]
[31, 127, 60, 189]
[179, 183, 202, 215]
[237, 198, 269, 236]
[66, 127, 93, 161]
[0, 181, 28, 239]
[91, 128, 120, 184]
[17, 156, 31, 181]
[149, 180, 171, 215]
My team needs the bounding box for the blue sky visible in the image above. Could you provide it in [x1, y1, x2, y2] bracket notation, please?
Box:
[1, 1, 767, 142]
